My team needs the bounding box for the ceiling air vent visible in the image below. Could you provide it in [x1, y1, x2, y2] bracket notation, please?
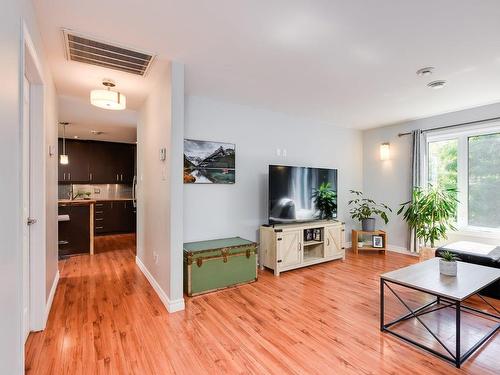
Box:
[63, 29, 154, 76]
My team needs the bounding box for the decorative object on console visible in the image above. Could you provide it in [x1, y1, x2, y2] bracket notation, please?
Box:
[397, 185, 458, 250]
[184, 139, 235, 184]
[312, 182, 337, 220]
[348, 190, 392, 231]
[438, 250, 459, 276]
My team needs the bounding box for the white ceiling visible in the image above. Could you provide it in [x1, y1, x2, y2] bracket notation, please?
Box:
[58, 95, 137, 143]
[34, 0, 500, 129]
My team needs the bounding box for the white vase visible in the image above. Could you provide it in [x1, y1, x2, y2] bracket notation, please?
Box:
[439, 259, 457, 276]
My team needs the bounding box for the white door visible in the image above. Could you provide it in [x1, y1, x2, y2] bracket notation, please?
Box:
[325, 226, 343, 257]
[278, 230, 302, 268]
[22, 76, 31, 342]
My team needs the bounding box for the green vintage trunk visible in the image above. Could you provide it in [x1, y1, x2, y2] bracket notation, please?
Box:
[183, 237, 257, 296]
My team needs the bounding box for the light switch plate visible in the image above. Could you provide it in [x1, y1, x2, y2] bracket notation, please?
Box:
[159, 147, 167, 161]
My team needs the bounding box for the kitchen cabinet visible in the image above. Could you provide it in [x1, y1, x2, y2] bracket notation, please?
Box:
[89, 142, 116, 183]
[58, 139, 90, 183]
[58, 203, 91, 256]
[58, 139, 136, 184]
[94, 200, 136, 235]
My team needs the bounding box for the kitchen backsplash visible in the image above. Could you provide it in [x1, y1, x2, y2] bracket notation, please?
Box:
[58, 184, 133, 200]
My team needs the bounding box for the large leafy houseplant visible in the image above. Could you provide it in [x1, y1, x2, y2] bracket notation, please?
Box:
[348, 190, 392, 230]
[397, 186, 458, 248]
[312, 182, 337, 220]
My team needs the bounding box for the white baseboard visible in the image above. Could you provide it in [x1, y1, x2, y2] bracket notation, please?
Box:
[346, 241, 418, 257]
[45, 270, 59, 325]
[135, 256, 185, 313]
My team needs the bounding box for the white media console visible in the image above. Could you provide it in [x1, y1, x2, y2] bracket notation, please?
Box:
[259, 220, 345, 276]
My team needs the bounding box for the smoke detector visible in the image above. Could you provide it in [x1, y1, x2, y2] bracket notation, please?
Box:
[416, 67, 434, 76]
[427, 80, 447, 89]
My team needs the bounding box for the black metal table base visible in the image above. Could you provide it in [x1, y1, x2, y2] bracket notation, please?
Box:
[380, 279, 500, 368]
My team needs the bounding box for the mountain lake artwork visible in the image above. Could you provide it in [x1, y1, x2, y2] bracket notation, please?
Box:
[184, 139, 235, 184]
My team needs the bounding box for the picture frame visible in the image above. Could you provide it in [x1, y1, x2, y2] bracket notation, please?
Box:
[304, 229, 314, 242]
[372, 235, 383, 248]
[313, 229, 322, 242]
[183, 139, 235, 184]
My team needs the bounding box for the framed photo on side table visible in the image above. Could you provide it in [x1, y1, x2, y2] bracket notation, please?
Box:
[372, 235, 384, 248]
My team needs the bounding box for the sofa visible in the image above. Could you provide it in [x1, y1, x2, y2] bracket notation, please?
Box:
[436, 241, 500, 299]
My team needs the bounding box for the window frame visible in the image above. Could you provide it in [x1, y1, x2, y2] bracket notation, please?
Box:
[424, 121, 500, 234]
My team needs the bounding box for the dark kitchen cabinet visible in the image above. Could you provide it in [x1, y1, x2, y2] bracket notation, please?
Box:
[65, 140, 90, 183]
[58, 139, 136, 184]
[89, 142, 116, 183]
[94, 200, 136, 235]
[115, 143, 135, 183]
[58, 204, 91, 256]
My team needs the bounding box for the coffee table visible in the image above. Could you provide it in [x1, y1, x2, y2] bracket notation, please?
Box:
[380, 258, 500, 368]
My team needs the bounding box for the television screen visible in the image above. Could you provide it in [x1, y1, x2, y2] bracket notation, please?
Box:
[268, 165, 338, 224]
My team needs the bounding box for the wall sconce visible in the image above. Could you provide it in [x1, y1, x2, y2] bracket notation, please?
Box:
[380, 142, 390, 160]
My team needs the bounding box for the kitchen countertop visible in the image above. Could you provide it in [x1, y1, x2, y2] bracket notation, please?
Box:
[58, 198, 133, 205]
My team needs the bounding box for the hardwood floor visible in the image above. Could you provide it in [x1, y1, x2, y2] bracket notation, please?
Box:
[26, 238, 499, 374]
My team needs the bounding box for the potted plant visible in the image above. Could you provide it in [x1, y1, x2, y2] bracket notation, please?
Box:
[312, 182, 337, 220]
[397, 185, 458, 250]
[348, 190, 392, 231]
[438, 250, 460, 276]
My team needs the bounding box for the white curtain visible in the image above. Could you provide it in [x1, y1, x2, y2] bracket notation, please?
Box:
[408, 129, 424, 252]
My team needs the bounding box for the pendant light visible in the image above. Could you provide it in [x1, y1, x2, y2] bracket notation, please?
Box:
[90, 79, 126, 110]
[59, 122, 69, 165]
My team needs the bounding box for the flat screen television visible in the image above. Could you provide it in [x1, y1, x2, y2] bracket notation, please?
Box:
[268, 165, 338, 224]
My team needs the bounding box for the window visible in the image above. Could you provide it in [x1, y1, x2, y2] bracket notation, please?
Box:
[425, 124, 500, 232]
[468, 133, 500, 228]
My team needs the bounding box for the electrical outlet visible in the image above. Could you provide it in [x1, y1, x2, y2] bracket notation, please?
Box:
[276, 148, 281, 156]
[283, 149, 287, 157]
[94, 188, 100, 194]
[153, 251, 159, 264]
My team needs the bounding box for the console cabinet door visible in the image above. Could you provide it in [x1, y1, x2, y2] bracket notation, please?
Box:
[278, 230, 302, 268]
[325, 225, 343, 257]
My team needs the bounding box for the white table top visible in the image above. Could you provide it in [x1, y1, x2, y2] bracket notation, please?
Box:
[381, 258, 500, 301]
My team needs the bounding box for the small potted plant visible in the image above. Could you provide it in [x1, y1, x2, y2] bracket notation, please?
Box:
[348, 190, 392, 231]
[438, 250, 460, 276]
[397, 185, 458, 251]
[312, 182, 337, 220]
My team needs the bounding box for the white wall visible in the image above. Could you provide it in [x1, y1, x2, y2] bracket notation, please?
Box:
[184, 96, 364, 243]
[136, 62, 184, 312]
[0, 0, 58, 373]
[363, 102, 500, 249]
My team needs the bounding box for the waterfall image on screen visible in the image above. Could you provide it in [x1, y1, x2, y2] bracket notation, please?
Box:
[268, 165, 338, 224]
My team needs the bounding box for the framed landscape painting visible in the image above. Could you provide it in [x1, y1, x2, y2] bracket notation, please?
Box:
[184, 139, 235, 184]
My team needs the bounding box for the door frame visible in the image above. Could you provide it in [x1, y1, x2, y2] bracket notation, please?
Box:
[21, 21, 47, 340]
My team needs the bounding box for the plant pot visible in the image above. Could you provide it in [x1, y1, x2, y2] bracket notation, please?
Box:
[439, 259, 457, 276]
[361, 218, 375, 231]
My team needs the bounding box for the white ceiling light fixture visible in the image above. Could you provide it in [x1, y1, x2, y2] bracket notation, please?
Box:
[416, 67, 434, 76]
[90, 79, 127, 110]
[427, 80, 447, 89]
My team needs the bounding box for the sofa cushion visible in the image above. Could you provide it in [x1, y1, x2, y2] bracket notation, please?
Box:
[436, 241, 500, 299]
[436, 241, 500, 268]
